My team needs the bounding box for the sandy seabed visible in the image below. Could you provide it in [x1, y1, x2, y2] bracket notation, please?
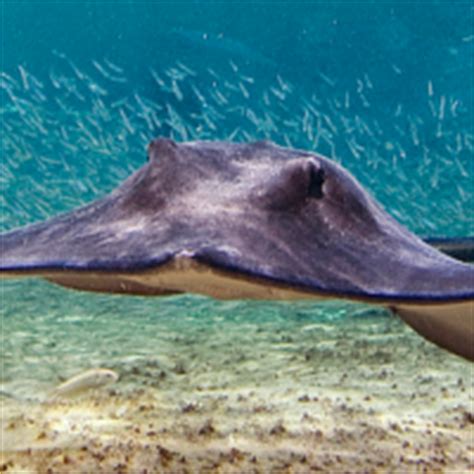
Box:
[1, 294, 473, 473]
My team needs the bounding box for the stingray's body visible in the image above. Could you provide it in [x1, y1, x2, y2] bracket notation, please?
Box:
[1, 139, 473, 360]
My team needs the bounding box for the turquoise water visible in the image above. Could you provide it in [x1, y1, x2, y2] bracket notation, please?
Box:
[0, 2, 473, 469]
[1, 2, 472, 235]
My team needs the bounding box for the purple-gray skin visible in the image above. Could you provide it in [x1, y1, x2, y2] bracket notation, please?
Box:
[1, 139, 473, 361]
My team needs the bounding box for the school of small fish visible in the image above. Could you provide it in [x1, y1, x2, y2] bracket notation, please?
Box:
[0, 52, 472, 236]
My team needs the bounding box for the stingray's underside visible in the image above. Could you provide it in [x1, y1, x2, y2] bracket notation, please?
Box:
[3, 249, 473, 362]
[1, 139, 473, 361]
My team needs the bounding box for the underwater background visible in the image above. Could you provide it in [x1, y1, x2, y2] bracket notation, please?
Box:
[1, 1, 473, 471]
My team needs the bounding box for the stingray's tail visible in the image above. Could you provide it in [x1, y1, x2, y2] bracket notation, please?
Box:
[424, 237, 474, 263]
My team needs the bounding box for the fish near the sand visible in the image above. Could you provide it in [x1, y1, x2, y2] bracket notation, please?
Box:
[49, 368, 119, 399]
[0, 139, 473, 361]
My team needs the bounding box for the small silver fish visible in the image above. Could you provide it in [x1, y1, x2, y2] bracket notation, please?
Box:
[50, 368, 119, 399]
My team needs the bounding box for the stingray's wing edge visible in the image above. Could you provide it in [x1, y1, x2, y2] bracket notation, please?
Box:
[394, 301, 473, 361]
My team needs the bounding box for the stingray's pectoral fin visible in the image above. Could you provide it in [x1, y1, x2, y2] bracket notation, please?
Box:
[392, 301, 473, 361]
[45, 272, 182, 297]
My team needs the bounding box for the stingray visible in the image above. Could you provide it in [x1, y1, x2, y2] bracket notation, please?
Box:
[1, 139, 473, 361]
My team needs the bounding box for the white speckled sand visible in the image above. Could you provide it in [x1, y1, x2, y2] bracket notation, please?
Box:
[1, 281, 473, 472]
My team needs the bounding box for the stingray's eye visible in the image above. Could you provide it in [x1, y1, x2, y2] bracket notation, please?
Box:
[146, 137, 178, 162]
[253, 158, 325, 211]
[307, 163, 325, 199]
